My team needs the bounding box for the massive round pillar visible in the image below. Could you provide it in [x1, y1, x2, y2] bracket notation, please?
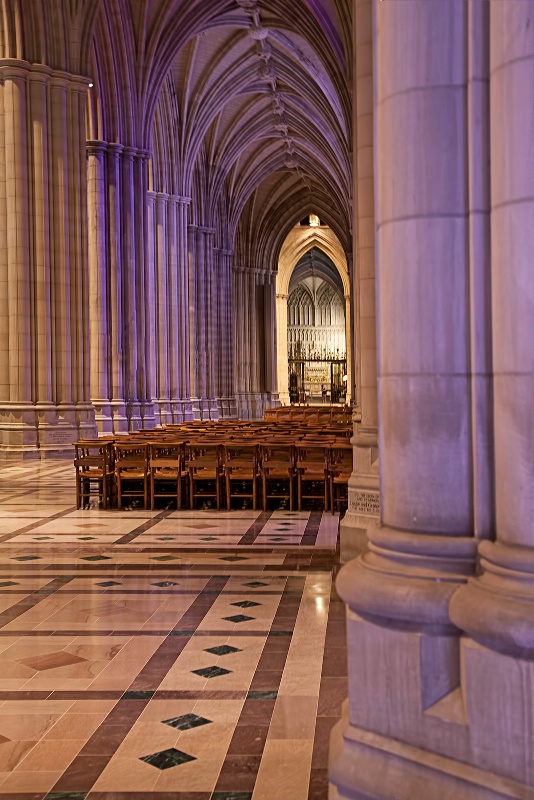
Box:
[450, 0, 534, 660]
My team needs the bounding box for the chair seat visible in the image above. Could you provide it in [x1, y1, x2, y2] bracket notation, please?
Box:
[150, 458, 180, 469]
[78, 467, 104, 478]
[191, 469, 218, 479]
[300, 470, 326, 481]
[118, 468, 146, 479]
[228, 467, 256, 479]
[153, 468, 180, 478]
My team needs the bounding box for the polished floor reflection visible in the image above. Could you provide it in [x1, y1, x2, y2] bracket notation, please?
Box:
[0, 460, 346, 799]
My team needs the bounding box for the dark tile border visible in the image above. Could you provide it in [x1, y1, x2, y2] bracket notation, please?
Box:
[237, 511, 272, 545]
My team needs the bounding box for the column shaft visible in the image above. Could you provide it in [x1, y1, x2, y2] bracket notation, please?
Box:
[87, 143, 109, 412]
[450, 0, 534, 660]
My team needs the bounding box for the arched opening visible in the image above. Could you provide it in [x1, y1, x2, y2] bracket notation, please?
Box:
[276, 222, 351, 406]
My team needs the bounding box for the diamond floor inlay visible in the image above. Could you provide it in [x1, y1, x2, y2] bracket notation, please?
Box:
[140, 747, 197, 769]
[204, 644, 242, 656]
[152, 580, 179, 587]
[223, 614, 255, 623]
[163, 713, 213, 730]
[192, 665, 233, 679]
[231, 600, 261, 608]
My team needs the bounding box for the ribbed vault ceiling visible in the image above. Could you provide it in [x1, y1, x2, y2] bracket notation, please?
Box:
[27, 0, 353, 264]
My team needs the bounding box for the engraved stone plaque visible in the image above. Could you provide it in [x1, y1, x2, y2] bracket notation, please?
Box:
[350, 491, 380, 516]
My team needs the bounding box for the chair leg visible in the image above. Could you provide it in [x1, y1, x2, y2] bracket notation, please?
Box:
[298, 474, 302, 511]
[226, 473, 231, 511]
[262, 475, 268, 511]
[190, 475, 195, 510]
[150, 473, 155, 511]
[75, 473, 81, 510]
[117, 474, 122, 510]
[289, 476, 294, 511]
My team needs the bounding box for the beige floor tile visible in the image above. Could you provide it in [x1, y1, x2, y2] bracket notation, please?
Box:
[268, 695, 318, 740]
[0, 769, 61, 792]
[253, 739, 313, 800]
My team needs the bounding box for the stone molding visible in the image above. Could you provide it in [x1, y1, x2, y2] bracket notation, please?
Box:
[337, 526, 477, 633]
[449, 541, 534, 660]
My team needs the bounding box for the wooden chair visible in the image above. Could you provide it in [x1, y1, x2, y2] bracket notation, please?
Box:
[260, 442, 295, 511]
[149, 441, 187, 510]
[296, 443, 329, 511]
[114, 442, 149, 509]
[328, 443, 353, 513]
[223, 442, 260, 510]
[74, 439, 114, 509]
[186, 442, 223, 509]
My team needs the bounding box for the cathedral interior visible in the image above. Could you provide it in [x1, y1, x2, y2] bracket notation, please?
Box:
[0, 0, 533, 798]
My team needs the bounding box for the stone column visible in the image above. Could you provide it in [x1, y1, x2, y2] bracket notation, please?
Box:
[344, 293, 352, 406]
[331, 2, 480, 796]
[166, 196, 181, 421]
[0, 73, 7, 406]
[214, 248, 234, 418]
[276, 290, 290, 405]
[248, 268, 262, 417]
[2, 64, 36, 452]
[135, 149, 154, 428]
[107, 143, 128, 432]
[87, 141, 111, 432]
[0, 61, 96, 456]
[177, 198, 193, 420]
[30, 70, 53, 413]
[450, 1, 534, 666]
[145, 190, 159, 425]
[120, 147, 140, 428]
[340, 0, 380, 561]
[263, 272, 278, 406]
[155, 192, 171, 424]
[205, 230, 219, 420]
[188, 224, 201, 419]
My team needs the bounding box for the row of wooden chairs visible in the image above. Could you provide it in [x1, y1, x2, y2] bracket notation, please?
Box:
[263, 405, 352, 424]
[74, 437, 353, 513]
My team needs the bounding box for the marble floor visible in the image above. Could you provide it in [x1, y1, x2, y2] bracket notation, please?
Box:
[0, 460, 347, 800]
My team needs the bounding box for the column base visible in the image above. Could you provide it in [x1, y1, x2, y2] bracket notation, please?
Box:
[329, 702, 526, 800]
[339, 510, 376, 562]
[208, 399, 220, 420]
[215, 397, 237, 419]
[140, 402, 156, 429]
[125, 401, 143, 431]
[152, 400, 172, 426]
[190, 397, 202, 421]
[0, 402, 97, 458]
[91, 400, 115, 435]
[342, 424, 380, 562]
[109, 400, 129, 433]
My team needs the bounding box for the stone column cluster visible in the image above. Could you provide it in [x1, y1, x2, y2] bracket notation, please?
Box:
[0, 59, 95, 456]
[86, 140, 156, 432]
[331, 2, 534, 798]
[233, 266, 276, 419]
[214, 248, 237, 419]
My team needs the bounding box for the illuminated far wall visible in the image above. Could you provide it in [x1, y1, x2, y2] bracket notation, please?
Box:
[276, 224, 351, 405]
